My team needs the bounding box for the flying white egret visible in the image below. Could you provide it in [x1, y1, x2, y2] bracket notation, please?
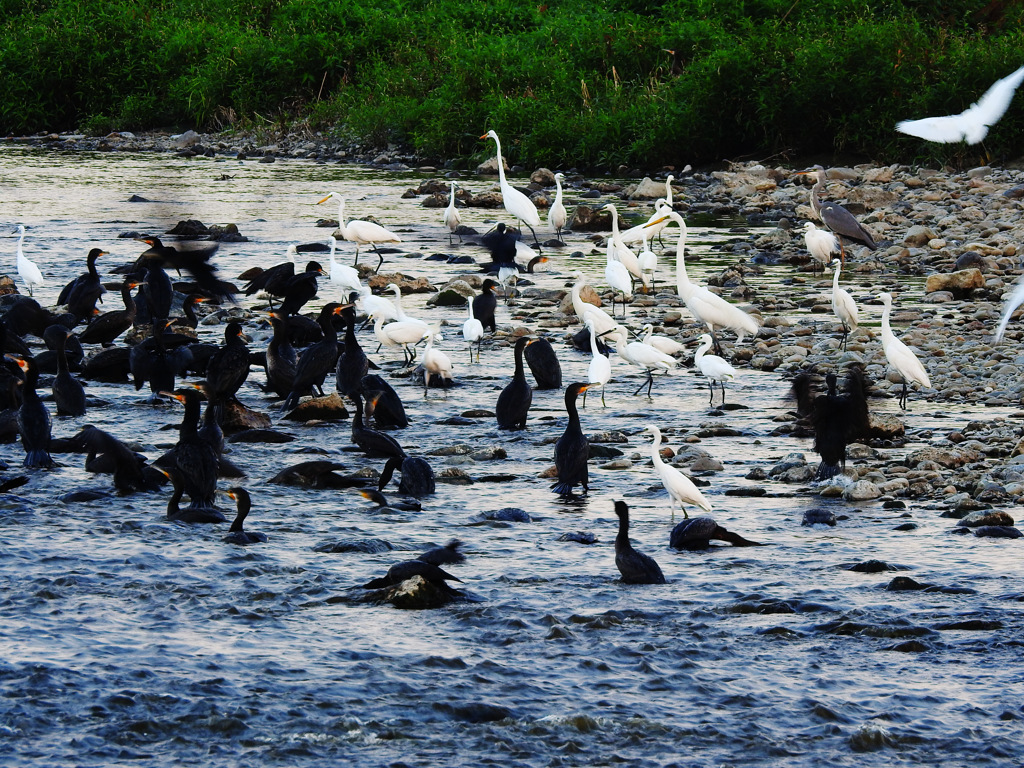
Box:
[645, 209, 760, 352]
[318, 192, 402, 271]
[584, 316, 612, 407]
[693, 333, 736, 407]
[610, 331, 676, 398]
[421, 329, 453, 397]
[480, 130, 542, 243]
[604, 238, 633, 316]
[604, 203, 643, 286]
[327, 237, 362, 295]
[462, 297, 484, 363]
[830, 258, 858, 349]
[444, 181, 461, 244]
[896, 65, 1024, 144]
[14, 225, 43, 296]
[878, 292, 931, 409]
[803, 221, 839, 274]
[645, 425, 712, 519]
[795, 167, 877, 259]
[549, 172, 567, 241]
[995, 277, 1024, 342]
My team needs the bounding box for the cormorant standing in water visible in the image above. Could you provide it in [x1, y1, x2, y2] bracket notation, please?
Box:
[58, 248, 107, 324]
[792, 367, 870, 480]
[130, 319, 193, 394]
[223, 487, 267, 544]
[167, 388, 219, 512]
[524, 335, 562, 390]
[336, 304, 372, 399]
[351, 393, 405, 459]
[10, 356, 54, 467]
[278, 261, 326, 317]
[265, 312, 297, 399]
[52, 329, 86, 417]
[162, 467, 226, 523]
[281, 302, 344, 410]
[552, 382, 592, 496]
[361, 374, 408, 429]
[496, 337, 535, 430]
[613, 501, 666, 584]
[204, 322, 250, 405]
[472, 278, 500, 333]
[379, 455, 435, 497]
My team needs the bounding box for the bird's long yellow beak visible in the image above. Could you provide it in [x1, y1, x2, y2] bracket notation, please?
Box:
[644, 215, 670, 228]
[317, 195, 332, 205]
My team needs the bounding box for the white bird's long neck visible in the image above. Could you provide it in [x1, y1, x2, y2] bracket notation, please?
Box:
[881, 300, 892, 338]
[392, 287, 407, 320]
[491, 135, 508, 188]
[554, 176, 563, 204]
[649, 429, 663, 466]
[695, 337, 712, 362]
[467, 300, 475, 321]
[329, 239, 338, 266]
[336, 198, 348, 239]
[675, 223, 692, 296]
[609, 208, 620, 241]
[665, 177, 673, 206]
[832, 264, 842, 292]
[588, 325, 601, 356]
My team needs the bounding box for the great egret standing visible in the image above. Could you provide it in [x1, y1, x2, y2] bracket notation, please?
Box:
[318, 192, 402, 270]
[480, 130, 542, 244]
[584, 316, 612, 407]
[796, 167, 877, 260]
[14, 225, 43, 296]
[878, 292, 931, 409]
[830, 258, 858, 350]
[896, 65, 1024, 144]
[444, 181, 461, 244]
[803, 221, 839, 274]
[645, 209, 760, 353]
[645, 425, 712, 519]
[604, 238, 633, 316]
[549, 172, 567, 241]
[462, 297, 484, 363]
[603, 203, 643, 288]
[638, 232, 658, 293]
[693, 333, 736, 407]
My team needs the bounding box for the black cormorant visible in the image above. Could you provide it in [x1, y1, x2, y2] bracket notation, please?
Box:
[552, 382, 591, 496]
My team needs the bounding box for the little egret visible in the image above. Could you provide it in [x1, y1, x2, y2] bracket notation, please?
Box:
[444, 181, 461, 244]
[803, 221, 839, 274]
[14, 225, 43, 296]
[879, 292, 931, 409]
[693, 333, 736, 407]
[549, 172, 567, 241]
[830, 259, 858, 349]
[645, 425, 711, 519]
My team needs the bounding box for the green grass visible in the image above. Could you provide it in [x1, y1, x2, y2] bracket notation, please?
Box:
[2, 0, 1023, 168]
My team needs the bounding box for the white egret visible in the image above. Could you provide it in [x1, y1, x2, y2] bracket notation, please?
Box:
[995, 277, 1024, 342]
[388, 283, 430, 333]
[638, 232, 658, 293]
[619, 194, 674, 246]
[584, 316, 612, 407]
[444, 181, 461, 244]
[803, 221, 839, 274]
[421, 329, 453, 397]
[604, 238, 633, 316]
[317, 192, 401, 271]
[462, 297, 484, 363]
[14, 225, 43, 296]
[640, 324, 685, 357]
[610, 331, 676, 398]
[571, 275, 625, 346]
[549, 172, 568, 241]
[327, 237, 362, 295]
[830, 258, 858, 349]
[878, 292, 931, 409]
[480, 130, 542, 243]
[896, 65, 1024, 144]
[693, 333, 736, 407]
[372, 313, 432, 364]
[604, 203, 643, 286]
[645, 209, 760, 352]
[355, 286, 398, 323]
[645, 425, 712, 519]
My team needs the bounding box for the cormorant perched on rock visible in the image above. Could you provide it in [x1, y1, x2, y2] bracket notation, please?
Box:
[524, 335, 562, 390]
[79, 278, 139, 346]
[166, 389, 219, 512]
[52, 329, 86, 417]
[130, 319, 194, 395]
[669, 516, 762, 550]
[264, 312, 297, 399]
[613, 501, 666, 584]
[57, 248, 107, 324]
[362, 374, 408, 429]
[204, 322, 250, 405]
[281, 302, 344, 410]
[336, 304, 373, 399]
[363, 560, 462, 591]
[277, 261, 327, 317]
[472, 278, 500, 333]
[162, 466, 226, 523]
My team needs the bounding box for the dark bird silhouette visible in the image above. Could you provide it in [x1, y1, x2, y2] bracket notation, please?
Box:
[669, 516, 762, 550]
[361, 374, 408, 429]
[166, 388, 219, 512]
[162, 466, 226, 523]
[352, 393, 405, 459]
[473, 278, 500, 333]
[35, 323, 84, 374]
[552, 382, 591, 496]
[797, 166, 878, 260]
[9, 356, 53, 467]
[378, 455, 435, 497]
[130, 319, 193, 394]
[138, 259, 174, 323]
[613, 501, 666, 584]
[171, 293, 207, 330]
[277, 261, 326, 317]
[792, 367, 870, 481]
[2, 295, 72, 339]
[524, 335, 562, 390]
[335, 304, 373, 399]
[480, 222, 519, 268]
[71, 425, 163, 493]
[281, 302, 344, 410]
[359, 488, 422, 513]
[57, 248, 107, 324]
[52, 329, 86, 416]
[79, 278, 139, 346]
[417, 539, 464, 566]
[496, 336, 535, 430]
[135, 236, 234, 303]
[223, 487, 267, 544]
[264, 312, 297, 399]
[203, 322, 250, 405]
[363, 560, 462, 591]
[269, 460, 368, 489]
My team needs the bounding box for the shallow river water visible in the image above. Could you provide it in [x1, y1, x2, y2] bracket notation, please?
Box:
[0, 147, 1021, 767]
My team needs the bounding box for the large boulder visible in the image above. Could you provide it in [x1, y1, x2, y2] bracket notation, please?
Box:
[924, 268, 984, 297]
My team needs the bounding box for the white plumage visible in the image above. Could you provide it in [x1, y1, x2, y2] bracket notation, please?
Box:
[462, 298, 484, 363]
[803, 222, 839, 272]
[693, 333, 736, 406]
[638, 232, 658, 293]
[611, 331, 676, 397]
[480, 130, 541, 240]
[318, 192, 401, 269]
[372, 314, 431, 364]
[14, 225, 44, 296]
[640, 324, 685, 357]
[645, 425, 712, 519]
[896, 65, 1024, 144]
[603, 203, 643, 284]
[995, 276, 1024, 342]
[444, 181, 461, 244]
[327, 237, 362, 295]
[584, 316, 612, 408]
[421, 330, 453, 396]
[879, 292, 931, 409]
[604, 238, 633, 316]
[830, 258, 858, 349]
[572, 276, 625, 346]
[549, 172, 567, 240]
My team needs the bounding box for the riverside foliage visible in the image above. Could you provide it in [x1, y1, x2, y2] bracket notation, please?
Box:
[2, 0, 1023, 168]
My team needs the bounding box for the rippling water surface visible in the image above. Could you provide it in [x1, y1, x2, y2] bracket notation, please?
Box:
[0, 147, 1021, 767]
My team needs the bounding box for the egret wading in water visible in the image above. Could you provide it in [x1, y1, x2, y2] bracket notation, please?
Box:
[638, 232, 658, 293]
[420, 329, 453, 397]
[796, 166, 877, 261]
[693, 333, 736, 407]
[645, 209, 759, 354]
[603, 238, 633, 317]
[318, 191, 402, 271]
[480, 130, 542, 246]
[603, 203, 643, 290]
[645, 425, 711, 520]
[802, 221, 839, 274]
[830, 258, 858, 350]
[878, 292, 931, 409]
[13, 225, 44, 297]
[327, 237, 362, 294]
[549, 172, 567, 242]
[896, 65, 1024, 144]
[613, 501, 666, 585]
[444, 181, 461, 244]
[462, 296, 484, 364]
[609, 330, 676, 398]
[584, 317, 612, 408]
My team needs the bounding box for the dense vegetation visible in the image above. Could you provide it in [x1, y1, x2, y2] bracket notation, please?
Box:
[2, 0, 1024, 168]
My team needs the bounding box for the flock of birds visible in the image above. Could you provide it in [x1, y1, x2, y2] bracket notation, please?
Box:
[5, 92, 1024, 587]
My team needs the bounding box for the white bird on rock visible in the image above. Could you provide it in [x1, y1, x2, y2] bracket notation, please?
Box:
[803, 222, 839, 274]
[878, 292, 931, 409]
[896, 65, 1024, 145]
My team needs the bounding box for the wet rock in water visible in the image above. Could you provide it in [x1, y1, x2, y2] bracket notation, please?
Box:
[843, 480, 881, 501]
[973, 525, 1022, 539]
[427, 281, 474, 306]
[283, 393, 350, 421]
[558, 531, 597, 544]
[227, 428, 295, 444]
[567, 204, 611, 232]
[924, 268, 984, 298]
[269, 461, 369, 489]
[220, 398, 272, 432]
[956, 510, 1014, 527]
[474, 507, 531, 523]
[60, 489, 112, 503]
[434, 700, 513, 722]
[893, 522, 918, 531]
[313, 538, 395, 554]
[846, 559, 907, 573]
[868, 413, 904, 440]
[436, 468, 473, 484]
[587, 444, 624, 459]
[802, 508, 837, 526]
[885, 576, 928, 591]
[903, 225, 936, 246]
[940, 493, 991, 517]
[725, 486, 767, 497]
[769, 453, 807, 477]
